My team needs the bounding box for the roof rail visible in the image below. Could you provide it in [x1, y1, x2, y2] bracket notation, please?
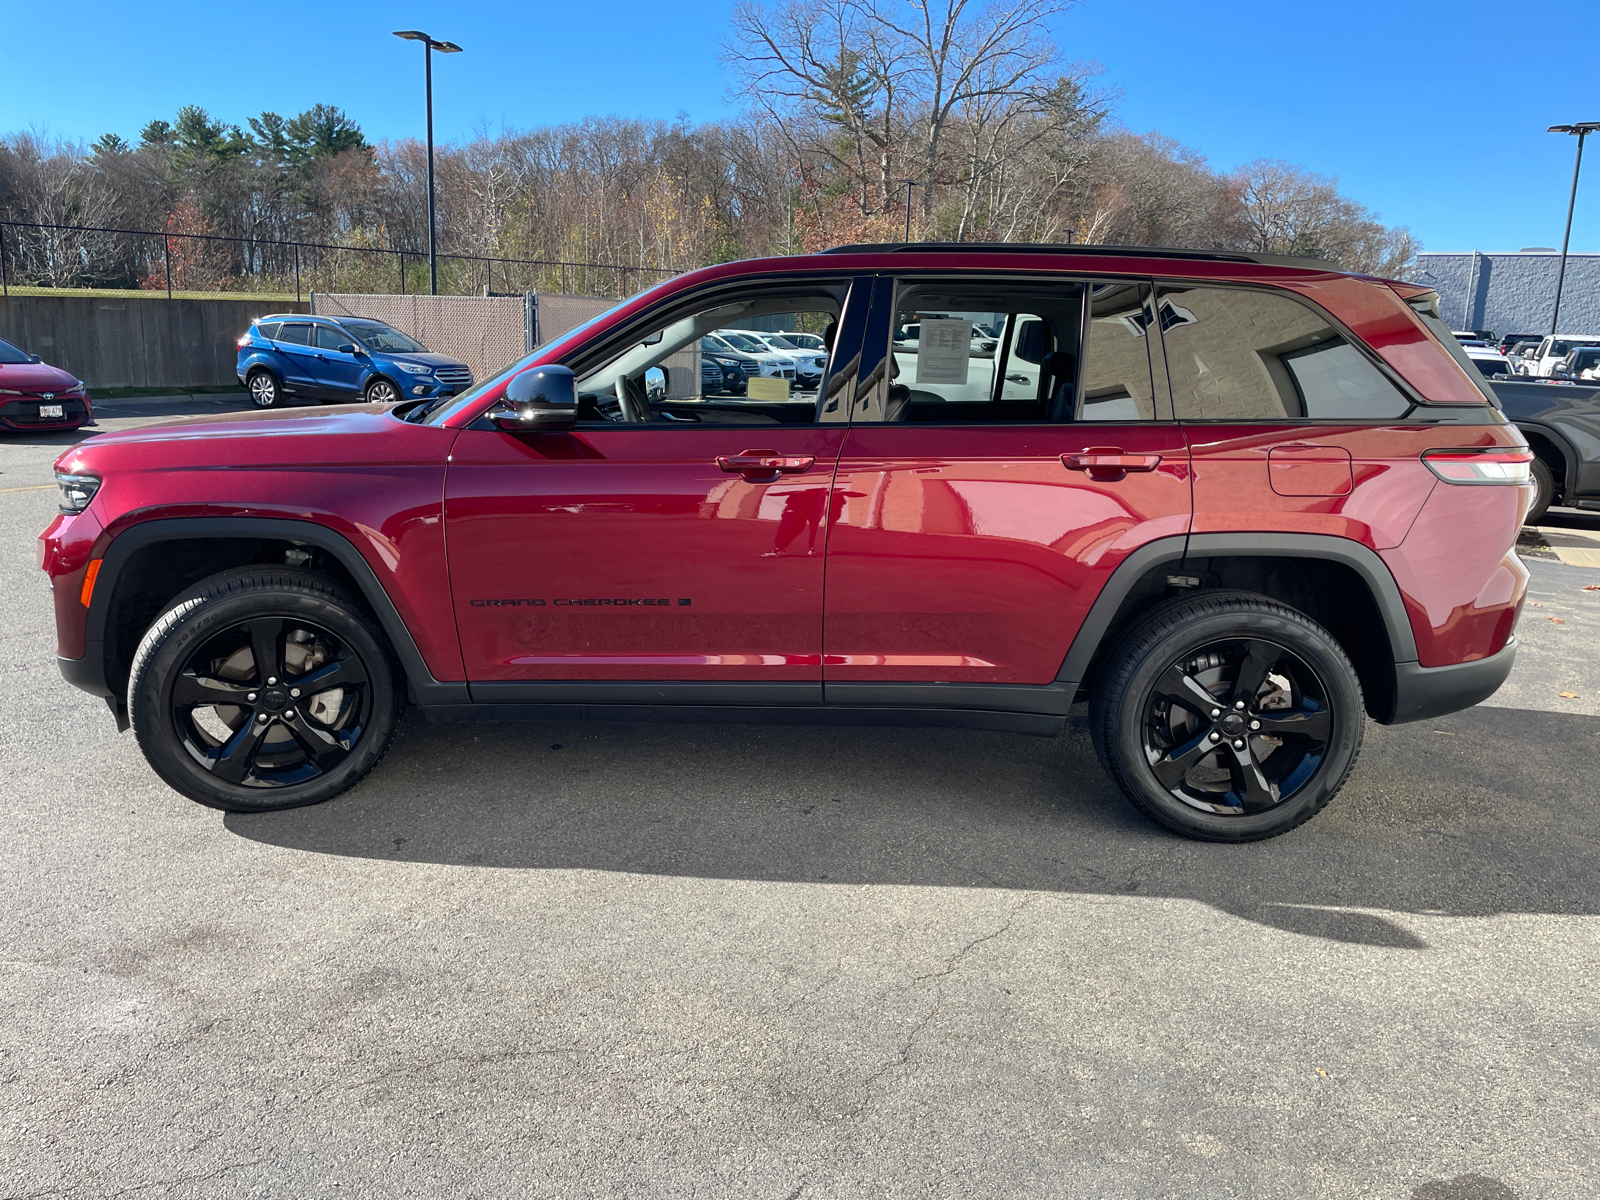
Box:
[817, 242, 1338, 270]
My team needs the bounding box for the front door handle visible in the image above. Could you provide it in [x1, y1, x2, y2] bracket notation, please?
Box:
[717, 449, 816, 481]
[1062, 449, 1163, 474]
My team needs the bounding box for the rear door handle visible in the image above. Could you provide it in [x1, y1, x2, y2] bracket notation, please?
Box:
[1062, 449, 1162, 473]
[717, 449, 816, 481]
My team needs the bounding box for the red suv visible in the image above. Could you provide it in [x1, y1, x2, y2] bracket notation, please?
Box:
[39, 245, 1532, 840]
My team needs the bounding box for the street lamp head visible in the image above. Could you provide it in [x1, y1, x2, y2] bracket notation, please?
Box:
[392, 29, 463, 52]
[1549, 122, 1600, 135]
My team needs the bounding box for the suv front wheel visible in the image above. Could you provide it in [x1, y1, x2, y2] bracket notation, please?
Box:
[128, 568, 404, 812]
[1090, 592, 1364, 842]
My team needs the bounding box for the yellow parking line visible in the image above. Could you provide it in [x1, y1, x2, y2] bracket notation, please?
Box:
[0, 484, 56, 493]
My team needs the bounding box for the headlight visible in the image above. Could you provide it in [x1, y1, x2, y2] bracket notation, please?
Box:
[396, 363, 432, 375]
[56, 472, 101, 514]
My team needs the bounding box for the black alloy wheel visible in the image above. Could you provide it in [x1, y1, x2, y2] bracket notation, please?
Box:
[1091, 592, 1364, 841]
[248, 370, 281, 408]
[365, 377, 401, 404]
[129, 568, 403, 812]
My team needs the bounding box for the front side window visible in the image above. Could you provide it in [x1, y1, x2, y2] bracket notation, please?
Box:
[551, 282, 851, 425]
[1159, 284, 1414, 421]
[314, 325, 350, 350]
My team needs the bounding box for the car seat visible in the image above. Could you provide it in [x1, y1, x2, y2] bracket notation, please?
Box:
[1042, 351, 1077, 421]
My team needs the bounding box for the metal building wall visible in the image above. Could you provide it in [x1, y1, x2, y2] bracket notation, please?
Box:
[1413, 252, 1600, 336]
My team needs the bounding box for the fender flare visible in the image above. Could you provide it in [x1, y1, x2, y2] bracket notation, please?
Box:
[1511, 419, 1580, 503]
[1054, 532, 1419, 688]
[85, 516, 466, 705]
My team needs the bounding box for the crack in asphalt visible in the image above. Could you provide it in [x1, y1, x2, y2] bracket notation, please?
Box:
[5, 1159, 267, 1200]
[834, 894, 1037, 1120]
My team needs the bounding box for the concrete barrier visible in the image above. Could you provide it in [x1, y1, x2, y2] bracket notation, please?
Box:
[0, 295, 309, 389]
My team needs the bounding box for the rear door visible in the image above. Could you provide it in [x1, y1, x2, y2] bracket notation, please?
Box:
[444, 276, 862, 698]
[822, 275, 1193, 702]
[271, 322, 321, 393]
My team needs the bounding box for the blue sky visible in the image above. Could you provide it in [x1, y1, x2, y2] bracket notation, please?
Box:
[5, 0, 1596, 253]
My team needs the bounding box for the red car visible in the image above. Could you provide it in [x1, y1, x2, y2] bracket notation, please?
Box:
[39, 244, 1532, 840]
[0, 336, 93, 431]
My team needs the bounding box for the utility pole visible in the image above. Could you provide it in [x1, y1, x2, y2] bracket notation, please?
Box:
[1546, 122, 1599, 335]
[903, 180, 923, 243]
[394, 30, 463, 295]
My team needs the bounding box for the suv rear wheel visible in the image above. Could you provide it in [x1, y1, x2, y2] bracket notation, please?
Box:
[1089, 592, 1363, 841]
[247, 370, 280, 408]
[127, 568, 404, 812]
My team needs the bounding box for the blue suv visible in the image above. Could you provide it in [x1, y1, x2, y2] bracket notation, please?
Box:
[235, 315, 473, 408]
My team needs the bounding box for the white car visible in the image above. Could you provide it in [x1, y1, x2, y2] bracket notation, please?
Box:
[1463, 345, 1515, 381]
[723, 330, 826, 387]
[1525, 334, 1600, 378]
[709, 331, 797, 381]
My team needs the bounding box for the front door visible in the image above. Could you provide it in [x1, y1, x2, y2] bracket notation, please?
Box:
[310, 324, 367, 398]
[823, 277, 1193, 696]
[445, 277, 864, 696]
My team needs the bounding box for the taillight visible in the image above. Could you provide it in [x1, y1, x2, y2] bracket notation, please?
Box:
[237, 335, 251, 347]
[1421, 446, 1534, 485]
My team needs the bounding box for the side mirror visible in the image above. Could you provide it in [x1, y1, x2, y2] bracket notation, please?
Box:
[492, 365, 577, 431]
[28, 353, 41, 363]
[644, 366, 667, 399]
[337, 344, 358, 355]
[640, 331, 663, 347]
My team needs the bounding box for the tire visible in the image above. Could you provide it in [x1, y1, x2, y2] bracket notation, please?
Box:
[1089, 591, 1364, 842]
[127, 567, 404, 813]
[1526, 456, 1555, 526]
[365, 377, 401, 404]
[247, 370, 281, 408]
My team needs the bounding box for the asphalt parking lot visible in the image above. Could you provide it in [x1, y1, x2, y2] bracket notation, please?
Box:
[2, 398, 1597, 1200]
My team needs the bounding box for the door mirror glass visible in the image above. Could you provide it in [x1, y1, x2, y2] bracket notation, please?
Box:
[493, 365, 578, 431]
[644, 366, 667, 399]
[337, 344, 357, 356]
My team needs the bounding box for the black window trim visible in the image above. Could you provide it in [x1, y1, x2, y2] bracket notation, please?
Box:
[1151, 277, 1438, 424]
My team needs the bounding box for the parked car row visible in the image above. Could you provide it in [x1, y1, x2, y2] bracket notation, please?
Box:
[1456, 329, 1600, 382]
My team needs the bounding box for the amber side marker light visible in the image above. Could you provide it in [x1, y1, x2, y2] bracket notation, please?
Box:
[80, 559, 102, 607]
[1421, 447, 1534, 485]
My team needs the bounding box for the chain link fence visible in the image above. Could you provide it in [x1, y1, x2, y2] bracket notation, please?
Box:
[0, 220, 678, 302]
[311, 292, 626, 384]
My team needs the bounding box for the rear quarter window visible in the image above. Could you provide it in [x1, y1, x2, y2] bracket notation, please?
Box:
[256, 322, 282, 341]
[1158, 284, 1414, 421]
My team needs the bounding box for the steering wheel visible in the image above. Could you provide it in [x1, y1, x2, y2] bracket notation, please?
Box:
[614, 375, 653, 423]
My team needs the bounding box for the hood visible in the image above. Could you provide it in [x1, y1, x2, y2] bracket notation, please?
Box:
[57, 403, 391, 459]
[0, 361, 78, 392]
[379, 351, 466, 370]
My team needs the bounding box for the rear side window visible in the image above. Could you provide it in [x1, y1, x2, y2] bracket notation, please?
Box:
[256, 322, 282, 342]
[276, 323, 312, 346]
[1159, 285, 1414, 421]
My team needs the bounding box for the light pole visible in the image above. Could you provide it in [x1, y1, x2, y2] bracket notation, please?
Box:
[1546, 121, 1599, 335]
[393, 30, 463, 295]
[902, 179, 923, 243]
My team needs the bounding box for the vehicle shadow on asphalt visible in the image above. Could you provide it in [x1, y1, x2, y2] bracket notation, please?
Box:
[224, 702, 1600, 947]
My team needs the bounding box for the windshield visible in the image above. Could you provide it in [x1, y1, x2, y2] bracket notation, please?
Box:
[343, 322, 427, 353]
[758, 333, 798, 350]
[1474, 359, 1512, 378]
[0, 337, 33, 365]
[718, 332, 764, 352]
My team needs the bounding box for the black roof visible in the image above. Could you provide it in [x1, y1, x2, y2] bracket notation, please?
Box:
[818, 242, 1337, 270]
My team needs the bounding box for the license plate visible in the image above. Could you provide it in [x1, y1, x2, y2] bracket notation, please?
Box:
[39, 404, 63, 418]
